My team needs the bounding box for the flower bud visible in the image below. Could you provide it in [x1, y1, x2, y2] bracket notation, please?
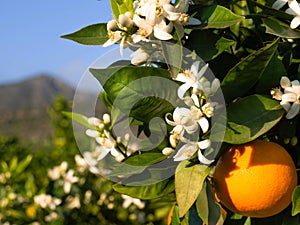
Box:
[107, 20, 118, 31]
[119, 13, 133, 28]
[103, 113, 111, 124]
[162, 147, 174, 156]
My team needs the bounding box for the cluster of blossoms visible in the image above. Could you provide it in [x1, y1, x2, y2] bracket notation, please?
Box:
[103, 0, 200, 63]
[272, 0, 300, 29]
[47, 161, 79, 194]
[164, 61, 220, 164]
[85, 113, 139, 166]
[84, 61, 220, 166]
[271, 76, 300, 119]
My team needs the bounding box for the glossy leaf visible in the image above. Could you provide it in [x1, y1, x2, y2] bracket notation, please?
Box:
[292, 185, 300, 216]
[175, 161, 210, 217]
[90, 66, 178, 122]
[223, 95, 284, 144]
[109, 153, 167, 177]
[221, 39, 279, 102]
[196, 5, 244, 29]
[112, 178, 174, 200]
[61, 23, 108, 45]
[196, 181, 224, 225]
[255, 51, 286, 94]
[263, 17, 300, 39]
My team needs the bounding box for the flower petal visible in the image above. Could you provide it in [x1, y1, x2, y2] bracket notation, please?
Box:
[290, 16, 300, 29]
[286, 102, 300, 119]
[153, 26, 173, 40]
[96, 146, 110, 161]
[288, 0, 300, 15]
[272, 0, 288, 9]
[198, 117, 209, 134]
[196, 63, 209, 80]
[198, 150, 214, 165]
[280, 101, 291, 111]
[173, 143, 197, 161]
[281, 93, 297, 102]
[197, 139, 211, 149]
[177, 83, 191, 99]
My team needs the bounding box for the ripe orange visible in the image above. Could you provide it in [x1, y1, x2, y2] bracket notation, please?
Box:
[213, 140, 297, 218]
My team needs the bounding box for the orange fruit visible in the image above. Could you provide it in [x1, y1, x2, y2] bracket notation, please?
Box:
[213, 140, 297, 218]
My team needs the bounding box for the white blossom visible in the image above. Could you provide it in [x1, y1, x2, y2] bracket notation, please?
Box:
[285, 0, 300, 29]
[47, 161, 68, 180]
[121, 194, 145, 209]
[173, 139, 214, 165]
[34, 194, 61, 210]
[62, 169, 79, 194]
[175, 61, 209, 99]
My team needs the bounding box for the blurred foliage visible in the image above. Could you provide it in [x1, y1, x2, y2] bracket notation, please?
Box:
[0, 96, 171, 225]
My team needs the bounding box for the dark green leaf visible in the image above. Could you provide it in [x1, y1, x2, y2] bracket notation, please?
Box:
[255, 51, 286, 94]
[222, 95, 284, 144]
[196, 181, 224, 225]
[221, 39, 279, 102]
[196, 5, 244, 29]
[175, 161, 210, 217]
[112, 178, 174, 200]
[90, 66, 178, 122]
[263, 17, 300, 39]
[61, 23, 108, 45]
[292, 185, 300, 216]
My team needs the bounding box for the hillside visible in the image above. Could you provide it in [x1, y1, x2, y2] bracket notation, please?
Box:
[0, 75, 75, 144]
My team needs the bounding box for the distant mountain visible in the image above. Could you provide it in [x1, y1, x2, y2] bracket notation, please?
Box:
[0, 75, 75, 144]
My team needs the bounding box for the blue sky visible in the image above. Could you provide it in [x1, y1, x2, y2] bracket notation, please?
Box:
[0, 0, 112, 87]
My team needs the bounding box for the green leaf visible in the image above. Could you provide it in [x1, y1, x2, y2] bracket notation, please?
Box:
[161, 41, 183, 78]
[62, 111, 94, 129]
[112, 178, 174, 200]
[15, 155, 32, 175]
[110, 0, 134, 18]
[292, 185, 300, 216]
[90, 66, 179, 122]
[109, 153, 167, 177]
[255, 51, 286, 94]
[196, 5, 244, 29]
[221, 39, 279, 102]
[175, 161, 210, 217]
[262, 17, 300, 39]
[171, 205, 181, 225]
[222, 94, 284, 144]
[61, 23, 108, 45]
[196, 181, 224, 225]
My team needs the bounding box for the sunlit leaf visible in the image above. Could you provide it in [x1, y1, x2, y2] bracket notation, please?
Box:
[175, 161, 210, 217]
[62, 111, 94, 129]
[196, 5, 244, 29]
[61, 23, 108, 45]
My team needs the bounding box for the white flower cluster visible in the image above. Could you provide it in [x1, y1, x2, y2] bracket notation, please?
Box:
[164, 61, 220, 165]
[85, 113, 139, 164]
[271, 76, 300, 119]
[103, 0, 200, 63]
[47, 161, 79, 194]
[272, 0, 300, 29]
